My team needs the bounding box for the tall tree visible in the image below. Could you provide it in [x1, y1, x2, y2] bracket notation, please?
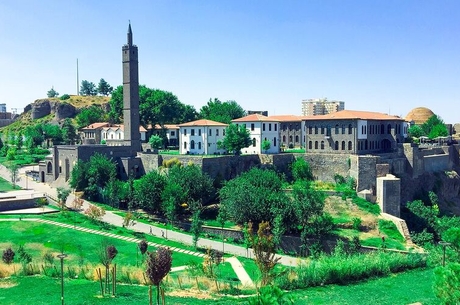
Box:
[133, 171, 166, 213]
[97, 78, 113, 96]
[219, 167, 288, 225]
[80, 80, 97, 96]
[422, 114, 449, 139]
[76, 105, 106, 128]
[61, 119, 78, 145]
[218, 123, 251, 155]
[199, 98, 246, 124]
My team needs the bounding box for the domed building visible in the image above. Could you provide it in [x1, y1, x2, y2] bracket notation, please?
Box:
[405, 107, 434, 125]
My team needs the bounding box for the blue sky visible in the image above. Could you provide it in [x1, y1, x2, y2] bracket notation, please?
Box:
[1, 0, 459, 123]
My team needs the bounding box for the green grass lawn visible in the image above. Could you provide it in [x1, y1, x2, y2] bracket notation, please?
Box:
[0, 176, 20, 192]
[0, 221, 202, 269]
[0, 268, 437, 305]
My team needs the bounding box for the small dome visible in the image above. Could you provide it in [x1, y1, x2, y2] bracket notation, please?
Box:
[405, 107, 434, 125]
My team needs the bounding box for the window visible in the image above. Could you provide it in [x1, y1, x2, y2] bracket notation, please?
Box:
[209, 129, 212, 136]
[274, 124, 277, 131]
[295, 135, 299, 143]
[342, 141, 345, 150]
[315, 141, 318, 149]
[381, 124, 384, 134]
[118, 133, 121, 139]
[282, 135, 286, 142]
[289, 135, 293, 142]
[198, 142, 201, 150]
[183, 142, 187, 149]
[251, 123, 254, 131]
[342, 125, 345, 134]
[269, 124, 272, 131]
[315, 126, 318, 134]
[198, 129, 201, 136]
[191, 140, 195, 149]
[184, 129, 187, 135]
[365, 140, 368, 150]
[335, 141, 339, 150]
[309, 126, 313, 134]
[309, 141, 312, 149]
[327, 126, 331, 136]
[262, 123, 265, 131]
[321, 141, 325, 150]
[321, 126, 324, 134]
[223, 130, 225, 136]
[348, 141, 352, 150]
[216, 129, 219, 136]
[348, 124, 352, 134]
[387, 124, 391, 134]
[335, 124, 339, 134]
[191, 129, 195, 136]
[171, 131, 175, 136]
[274, 137, 276, 147]
[252, 138, 256, 147]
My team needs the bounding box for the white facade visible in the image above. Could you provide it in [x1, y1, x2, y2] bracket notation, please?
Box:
[232, 114, 280, 154]
[102, 125, 146, 144]
[178, 120, 228, 155]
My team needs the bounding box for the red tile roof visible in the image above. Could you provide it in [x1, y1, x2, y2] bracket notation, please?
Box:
[81, 122, 110, 130]
[178, 119, 228, 127]
[147, 124, 179, 130]
[232, 114, 280, 122]
[268, 115, 303, 122]
[101, 124, 147, 132]
[304, 110, 405, 121]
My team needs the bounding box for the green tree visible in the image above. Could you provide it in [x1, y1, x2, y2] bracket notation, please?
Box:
[69, 160, 89, 191]
[101, 176, 124, 208]
[434, 263, 460, 304]
[166, 163, 215, 205]
[80, 80, 97, 96]
[47, 87, 59, 98]
[218, 123, 251, 155]
[162, 182, 183, 234]
[291, 180, 326, 255]
[16, 133, 23, 150]
[442, 227, 460, 260]
[61, 118, 78, 145]
[43, 123, 63, 144]
[133, 171, 166, 213]
[199, 98, 246, 124]
[190, 201, 204, 249]
[109, 85, 198, 126]
[149, 135, 163, 150]
[5, 163, 19, 188]
[262, 139, 271, 153]
[56, 187, 71, 209]
[247, 221, 280, 286]
[291, 157, 314, 182]
[422, 114, 448, 139]
[219, 168, 287, 225]
[408, 125, 424, 138]
[76, 105, 106, 128]
[97, 78, 113, 96]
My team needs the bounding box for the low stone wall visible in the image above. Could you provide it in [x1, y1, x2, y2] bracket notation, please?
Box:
[0, 197, 41, 211]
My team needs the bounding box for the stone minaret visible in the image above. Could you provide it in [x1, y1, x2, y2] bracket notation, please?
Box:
[122, 23, 141, 153]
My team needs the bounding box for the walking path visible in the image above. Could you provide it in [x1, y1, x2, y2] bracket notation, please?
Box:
[0, 164, 301, 270]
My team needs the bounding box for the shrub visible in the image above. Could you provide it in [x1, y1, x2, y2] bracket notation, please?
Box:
[2, 247, 15, 264]
[276, 251, 426, 290]
[352, 217, 362, 231]
[378, 219, 404, 242]
[60, 94, 70, 100]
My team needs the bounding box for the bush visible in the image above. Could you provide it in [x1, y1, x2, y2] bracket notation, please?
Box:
[276, 251, 426, 290]
[378, 219, 404, 242]
[352, 217, 362, 231]
[60, 94, 70, 100]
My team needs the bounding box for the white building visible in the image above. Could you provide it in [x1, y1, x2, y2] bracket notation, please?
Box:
[232, 114, 280, 154]
[148, 124, 179, 147]
[178, 119, 228, 155]
[101, 124, 147, 145]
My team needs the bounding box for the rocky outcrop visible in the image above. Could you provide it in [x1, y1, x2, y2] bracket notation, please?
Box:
[54, 102, 76, 120]
[30, 99, 76, 120]
[31, 99, 52, 119]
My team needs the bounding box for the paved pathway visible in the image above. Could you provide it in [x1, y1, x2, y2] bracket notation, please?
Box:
[0, 164, 302, 267]
[225, 257, 254, 287]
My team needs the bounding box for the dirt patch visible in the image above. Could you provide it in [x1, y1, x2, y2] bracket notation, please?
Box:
[168, 289, 214, 300]
[0, 279, 18, 288]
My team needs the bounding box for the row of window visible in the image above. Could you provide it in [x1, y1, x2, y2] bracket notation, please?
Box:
[245, 123, 278, 132]
[251, 137, 277, 147]
[282, 135, 300, 143]
[183, 128, 225, 137]
[102, 133, 122, 139]
[308, 140, 353, 151]
[307, 124, 353, 135]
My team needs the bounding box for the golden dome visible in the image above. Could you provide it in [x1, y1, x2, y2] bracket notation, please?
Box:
[405, 107, 435, 125]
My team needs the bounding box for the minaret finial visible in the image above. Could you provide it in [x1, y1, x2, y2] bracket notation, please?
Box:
[127, 22, 133, 45]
